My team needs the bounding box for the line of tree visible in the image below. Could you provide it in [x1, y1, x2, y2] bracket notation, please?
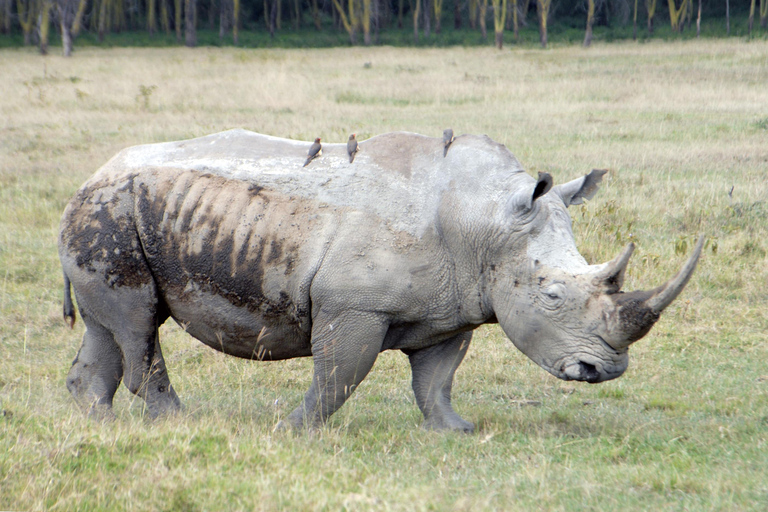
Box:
[0, 0, 764, 55]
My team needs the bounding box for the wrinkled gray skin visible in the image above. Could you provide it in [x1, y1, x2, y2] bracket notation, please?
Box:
[59, 130, 703, 431]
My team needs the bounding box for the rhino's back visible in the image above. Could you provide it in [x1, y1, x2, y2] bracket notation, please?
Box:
[98, 129, 525, 237]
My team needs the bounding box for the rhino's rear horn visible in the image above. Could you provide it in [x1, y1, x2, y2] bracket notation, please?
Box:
[610, 235, 704, 346]
[593, 242, 635, 293]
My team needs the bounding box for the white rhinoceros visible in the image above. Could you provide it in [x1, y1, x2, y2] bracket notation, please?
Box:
[59, 129, 703, 431]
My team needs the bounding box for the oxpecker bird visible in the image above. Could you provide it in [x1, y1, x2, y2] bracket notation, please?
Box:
[303, 138, 322, 167]
[443, 129, 454, 157]
[347, 134, 359, 163]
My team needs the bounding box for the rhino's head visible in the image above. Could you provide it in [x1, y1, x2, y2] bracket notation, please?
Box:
[481, 169, 703, 383]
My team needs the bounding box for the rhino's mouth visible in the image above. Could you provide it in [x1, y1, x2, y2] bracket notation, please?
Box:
[545, 350, 628, 384]
[563, 361, 602, 383]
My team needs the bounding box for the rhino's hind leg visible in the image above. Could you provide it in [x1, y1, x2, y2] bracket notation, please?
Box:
[404, 332, 474, 433]
[67, 313, 123, 419]
[115, 322, 181, 419]
[284, 310, 387, 429]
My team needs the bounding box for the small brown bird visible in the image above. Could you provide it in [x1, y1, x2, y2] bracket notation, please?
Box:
[443, 128, 454, 157]
[303, 137, 322, 167]
[347, 134, 359, 163]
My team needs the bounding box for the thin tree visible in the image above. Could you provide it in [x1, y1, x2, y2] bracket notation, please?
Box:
[362, 0, 372, 44]
[185, 0, 196, 46]
[468, 0, 477, 28]
[725, 0, 729, 35]
[1, 0, 11, 33]
[57, 0, 78, 55]
[537, 0, 551, 47]
[232, 0, 239, 42]
[760, 0, 767, 28]
[478, 0, 487, 39]
[16, 0, 36, 44]
[667, 0, 688, 31]
[584, 0, 595, 46]
[219, 0, 229, 38]
[39, 0, 52, 54]
[696, 0, 701, 36]
[175, 0, 183, 41]
[423, 0, 431, 36]
[632, 0, 638, 39]
[454, 0, 461, 28]
[148, 0, 156, 34]
[332, 0, 358, 43]
[160, 0, 170, 33]
[311, 0, 321, 29]
[97, 0, 108, 41]
[70, 0, 87, 35]
[646, 0, 656, 33]
[748, 0, 755, 36]
[410, 0, 420, 42]
[511, 0, 519, 40]
[492, 0, 507, 47]
[434, 0, 443, 32]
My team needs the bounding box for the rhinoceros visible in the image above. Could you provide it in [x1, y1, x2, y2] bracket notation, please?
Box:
[59, 129, 703, 432]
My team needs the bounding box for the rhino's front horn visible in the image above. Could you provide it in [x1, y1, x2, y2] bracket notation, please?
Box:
[593, 242, 635, 293]
[608, 235, 705, 347]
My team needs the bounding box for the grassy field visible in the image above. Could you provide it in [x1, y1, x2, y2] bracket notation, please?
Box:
[1, 40, 767, 510]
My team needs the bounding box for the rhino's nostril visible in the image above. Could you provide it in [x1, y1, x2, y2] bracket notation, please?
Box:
[578, 362, 600, 383]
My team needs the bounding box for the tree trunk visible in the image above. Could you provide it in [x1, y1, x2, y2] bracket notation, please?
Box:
[175, 0, 182, 41]
[3, 0, 12, 33]
[454, 0, 461, 28]
[696, 0, 701, 36]
[512, 0, 518, 39]
[583, 0, 594, 46]
[423, 0, 431, 37]
[632, 0, 638, 39]
[185, 0, 196, 46]
[725, 0, 729, 35]
[269, 0, 277, 36]
[219, 0, 227, 37]
[537, 0, 549, 48]
[412, 0, 420, 42]
[61, 15, 72, 55]
[160, 0, 170, 33]
[479, 0, 486, 39]
[312, 0, 321, 29]
[434, 0, 442, 33]
[57, 0, 76, 55]
[760, 0, 767, 28]
[98, 0, 107, 41]
[232, 0, 239, 42]
[39, 0, 51, 55]
[148, 0, 156, 34]
[646, 0, 655, 34]
[492, 0, 506, 48]
[363, 0, 371, 44]
[748, 0, 755, 36]
[17, 0, 36, 44]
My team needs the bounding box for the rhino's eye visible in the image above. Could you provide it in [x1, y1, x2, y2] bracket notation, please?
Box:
[542, 284, 566, 306]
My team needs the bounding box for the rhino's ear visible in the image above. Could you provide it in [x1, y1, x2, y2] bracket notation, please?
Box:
[554, 169, 608, 207]
[508, 172, 553, 213]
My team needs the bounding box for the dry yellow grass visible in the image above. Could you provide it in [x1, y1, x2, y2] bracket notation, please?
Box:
[1, 40, 767, 510]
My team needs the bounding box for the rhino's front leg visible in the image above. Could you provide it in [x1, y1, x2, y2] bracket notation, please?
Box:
[404, 332, 474, 433]
[284, 309, 387, 429]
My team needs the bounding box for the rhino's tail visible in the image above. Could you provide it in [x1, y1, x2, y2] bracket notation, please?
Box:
[63, 272, 76, 329]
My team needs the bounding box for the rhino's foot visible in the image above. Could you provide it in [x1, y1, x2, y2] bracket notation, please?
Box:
[85, 403, 117, 422]
[142, 387, 183, 420]
[422, 414, 475, 434]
